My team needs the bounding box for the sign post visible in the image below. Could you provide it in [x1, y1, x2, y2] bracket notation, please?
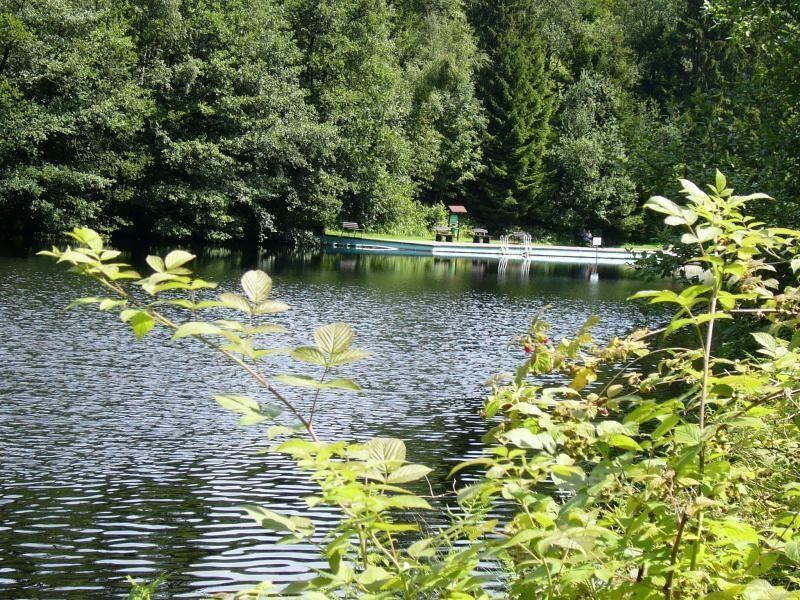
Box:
[592, 236, 602, 264]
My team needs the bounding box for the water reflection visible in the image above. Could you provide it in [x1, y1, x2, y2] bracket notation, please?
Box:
[0, 249, 665, 597]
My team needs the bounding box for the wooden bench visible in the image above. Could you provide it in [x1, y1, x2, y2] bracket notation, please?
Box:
[472, 227, 491, 244]
[341, 221, 364, 236]
[433, 226, 454, 242]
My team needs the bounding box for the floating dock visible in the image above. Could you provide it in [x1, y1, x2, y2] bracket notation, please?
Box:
[323, 235, 649, 266]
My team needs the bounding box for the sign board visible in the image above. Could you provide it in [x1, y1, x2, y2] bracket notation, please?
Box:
[592, 237, 602, 247]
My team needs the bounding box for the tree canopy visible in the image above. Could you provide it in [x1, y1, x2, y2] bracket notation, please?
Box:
[1, 0, 798, 244]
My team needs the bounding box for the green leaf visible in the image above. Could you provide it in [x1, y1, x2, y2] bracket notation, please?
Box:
[328, 349, 370, 366]
[98, 298, 127, 311]
[627, 290, 662, 300]
[785, 541, 800, 563]
[666, 312, 732, 335]
[751, 332, 779, 356]
[503, 428, 556, 453]
[791, 257, 800, 274]
[605, 434, 642, 451]
[680, 178, 710, 202]
[314, 322, 353, 354]
[715, 169, 727, 191]
[386, 494, 432, 510]
[247, 323, 288, 335]
[164, 250, 195, 270]
[240, 504, 314, 537]
[241, 270, 272, 303]
[550, 464, 585, 488]
[674, 444, 701, 474]
[674, 424, 702, 446]
[651, 414, 681, 440]
[358, 565, 392, 589]
[321, 378, 362, 392]
[708, 519, 758, 544]
[66, 297, 103, 309]
[172, 321, 223, 340]
[274, 374, 319, 388]
[596, 420, 632, 437]
[387, 464, 432, 484]
[238, 413, 267, 426]
[695, 226, 723, 243]
[367, 437, 406, 469]
[645, 196, 684, 217]
[219, 292, 251, 313]
[408, 538, 435, 559]
[58, 249, 98, 265]
[129, 311, 154, 340]
[291, 346, 327, 366]
[252, 300, 289, 315]
[146, 255, 165, 273]
[213, 394, 260, 414]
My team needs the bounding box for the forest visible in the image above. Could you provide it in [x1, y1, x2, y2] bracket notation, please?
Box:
[1, 0, 798, 245]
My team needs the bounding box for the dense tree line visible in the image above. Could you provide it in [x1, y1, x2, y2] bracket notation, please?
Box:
[0, 0, 797, 244]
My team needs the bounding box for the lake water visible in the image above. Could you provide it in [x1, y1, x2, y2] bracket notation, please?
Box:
[0, 249, 665, 597]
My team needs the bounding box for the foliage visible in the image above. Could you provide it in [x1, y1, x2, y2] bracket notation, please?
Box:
[123, 0, 340, 244]
[468, 0, 553, 231]
[44, 172, 800, 598]
[545, 72, 638, 235]
[5, 0, 800, 242]
[0, 0, 151, 240]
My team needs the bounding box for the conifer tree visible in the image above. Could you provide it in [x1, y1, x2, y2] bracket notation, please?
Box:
[469, 0, 553, 230]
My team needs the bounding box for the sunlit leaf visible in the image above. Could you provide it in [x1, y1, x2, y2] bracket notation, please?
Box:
[785, 541, 800, 563]
[219, 292, 251, 313]
[674, 424, 702, 446]
[502, 428, 556, 453]
[314, 322, 353, 354]
[274, 374, 319, 388]
[645, 196, 684, 217]
[98, 298, 127, 311]
[367, 437, 406, 470]
[241, 270, 272, 303]
[252, 300, 289, 315]
[715, 169, 727, 192]
[321, 378, 361, 392]
[291, 346, 327, 366]
[605, 434, 641, 451]
[386, 464, 432, 484]
[164, 250, 195, 270]
[172, 321, 223, 340]
[328, 348, 370, 366]
[146, 255, 165, 273]
[213, 393, 259, 413]
[129, 311, 154, 340]
[240, 504, 314, 537]
[66, 297, 103, 309]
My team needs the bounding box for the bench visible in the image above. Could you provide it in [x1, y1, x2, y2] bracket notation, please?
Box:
[341, 221, 364, 236]
[472, 227, 491, 244]
[510, 231, 529, 243]
[433, 226, 454, 242]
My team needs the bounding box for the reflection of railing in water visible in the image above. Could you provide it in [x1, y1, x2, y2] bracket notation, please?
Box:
[521, 258, 531, 278]
[498, 256, 509, 278]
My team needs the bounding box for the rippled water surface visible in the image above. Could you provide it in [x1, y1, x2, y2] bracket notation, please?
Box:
[1, 250, 665, 597]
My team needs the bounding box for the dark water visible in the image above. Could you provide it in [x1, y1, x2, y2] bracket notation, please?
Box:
[0, 250, 665, 598]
